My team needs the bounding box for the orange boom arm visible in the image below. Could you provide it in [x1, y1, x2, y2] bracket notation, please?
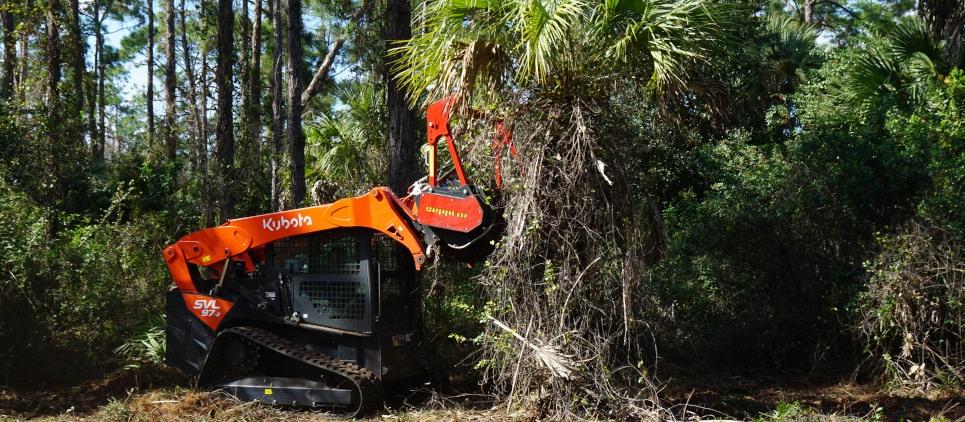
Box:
[163, 188, 427, 293]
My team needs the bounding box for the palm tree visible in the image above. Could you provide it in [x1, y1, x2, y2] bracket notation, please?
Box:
[392, 0, 736, 106]
[764, 14, 820, 94]
[305, 115, 368, 183]
[304, 83, 387, 190]
[848, 17, 948, 109]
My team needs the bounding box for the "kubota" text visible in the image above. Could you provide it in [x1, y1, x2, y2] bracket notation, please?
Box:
[262, 213, 313, 232]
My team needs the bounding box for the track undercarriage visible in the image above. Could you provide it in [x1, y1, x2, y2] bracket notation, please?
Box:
[203, 327, 381, 417]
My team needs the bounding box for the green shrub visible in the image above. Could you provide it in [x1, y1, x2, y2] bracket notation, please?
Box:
[115, 315, 167, 368]
[0, 180, 169, 385]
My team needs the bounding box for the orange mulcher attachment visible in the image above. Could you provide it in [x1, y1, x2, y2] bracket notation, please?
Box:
[401, 96, 512, 259]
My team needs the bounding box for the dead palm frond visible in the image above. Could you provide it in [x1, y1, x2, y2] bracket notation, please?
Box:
[487, 315, 578, 379]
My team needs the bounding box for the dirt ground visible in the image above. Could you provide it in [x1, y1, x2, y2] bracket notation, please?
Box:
[0, 366, 961, 421]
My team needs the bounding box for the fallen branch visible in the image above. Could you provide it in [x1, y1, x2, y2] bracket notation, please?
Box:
[300, 0, 370, 109]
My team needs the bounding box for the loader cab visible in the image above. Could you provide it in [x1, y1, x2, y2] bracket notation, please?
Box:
[267, 228, 422, 335]
[167, 228, 425, 387]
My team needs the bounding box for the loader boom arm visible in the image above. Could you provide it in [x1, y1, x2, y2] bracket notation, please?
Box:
[163, 187, 426, 294]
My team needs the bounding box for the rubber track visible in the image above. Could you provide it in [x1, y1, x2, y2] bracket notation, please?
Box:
[220, 326, 382, 418]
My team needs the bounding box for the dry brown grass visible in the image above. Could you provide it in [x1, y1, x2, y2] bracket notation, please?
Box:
[3, 371, 963, 422]
[10, 388, 516, 422]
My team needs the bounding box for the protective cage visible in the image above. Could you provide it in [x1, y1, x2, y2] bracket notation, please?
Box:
[268, 229, 419, 334]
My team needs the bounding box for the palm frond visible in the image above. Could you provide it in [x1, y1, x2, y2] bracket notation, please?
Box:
[391, 0, 513, 106]
[516, 0, 586, 83]
[305, 114, 366, 180]
[114, 316, 166, 368]
[596, 0, 729, 91]
[766, 13, 818, 53]
[394, 0, 734, 105]
[849, 46, 903, 101]
[890, 17, 945, 64]
[847, 17, 947, 108]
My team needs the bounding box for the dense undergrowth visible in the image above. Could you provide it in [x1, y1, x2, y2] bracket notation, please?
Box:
[0, 175, 171, 386]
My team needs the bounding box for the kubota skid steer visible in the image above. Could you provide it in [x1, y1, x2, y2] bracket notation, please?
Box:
[162, 97, 511, 417]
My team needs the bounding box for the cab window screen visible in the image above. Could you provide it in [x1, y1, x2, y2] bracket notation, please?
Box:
[272, 233, 360, 275]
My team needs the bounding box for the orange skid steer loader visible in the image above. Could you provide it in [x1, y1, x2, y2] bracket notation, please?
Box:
[161, 97, 511, 417]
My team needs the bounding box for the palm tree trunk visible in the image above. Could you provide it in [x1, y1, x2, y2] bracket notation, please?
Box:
[1, 7, 17, 101]
[147, 0, 155, 147]
[269, 0, 284, 211]
[385, 0, 415, 194]
[164, 0, 177, 160]
[286, 0, 304, 207]
[215, 0, 235, 218]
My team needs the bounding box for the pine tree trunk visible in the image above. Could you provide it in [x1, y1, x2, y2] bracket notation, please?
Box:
[147, 0, 155, 147]
[68, 0, 83, 114]
[300, 1, 367, 108]
[89, 2, 100, 158]
[239, 0, 251, 179]
[238, 0, 251, 182]
[215, 0, 235, 218]
[180, 0, 202, 164]
[1, 7, 16, 100]
[87, 71, 98, 156]
[385, 0, 415, 194]
[182, 0, 211, 225]
[164, 0, 177, 160]
[269, 0, 284, 211]
[97, 14, 106, 154]
[199, 0, 210, 150]
[16, 0, 27, 104]
[200, 0, 213, 223]
[45, 0, 61, 104]
[248, 0, 262, 175]
[285, 0, 304, 207]
[918, 0, 965, 68]
[803, 0, 814, 23]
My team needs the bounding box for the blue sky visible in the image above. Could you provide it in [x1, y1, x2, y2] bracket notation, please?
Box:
[98, 5, 337, 106]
